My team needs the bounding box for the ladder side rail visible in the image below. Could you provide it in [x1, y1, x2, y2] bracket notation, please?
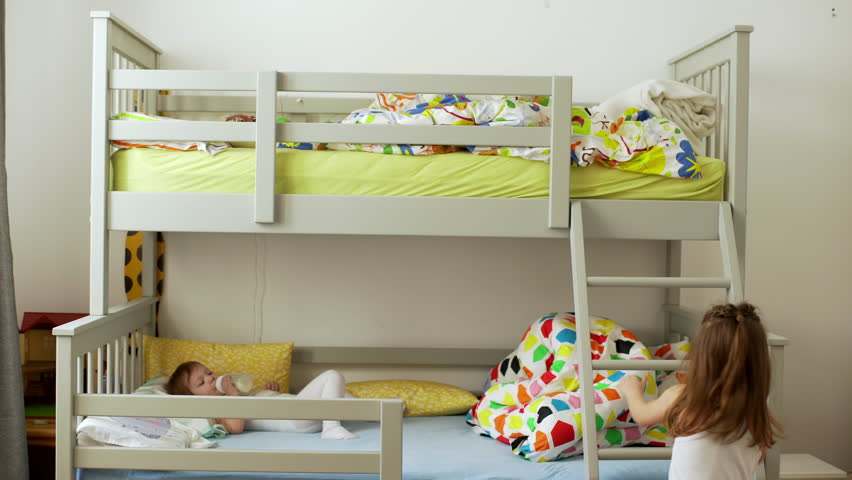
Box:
[569, 201, 600, 480]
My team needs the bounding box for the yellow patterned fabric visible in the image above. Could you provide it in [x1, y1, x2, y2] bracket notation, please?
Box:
[124, 231, 165, 302]
[142, 335, 294, 393]
[346, 380, 478, 417]
[125, 231, 165, 333]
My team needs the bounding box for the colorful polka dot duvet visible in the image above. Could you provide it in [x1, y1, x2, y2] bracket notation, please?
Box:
[467, 312, 689, 462]
[278, 93, 703, 179]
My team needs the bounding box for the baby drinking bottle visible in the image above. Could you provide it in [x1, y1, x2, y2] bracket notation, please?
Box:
[215, 373, 254, 394]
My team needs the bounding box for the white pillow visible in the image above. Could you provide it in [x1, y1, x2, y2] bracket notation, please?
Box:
[76, 416, 216, 449]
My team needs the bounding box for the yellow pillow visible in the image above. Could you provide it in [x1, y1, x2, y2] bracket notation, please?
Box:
[142, 335, 294, 393]
[346, 380, 478, 417]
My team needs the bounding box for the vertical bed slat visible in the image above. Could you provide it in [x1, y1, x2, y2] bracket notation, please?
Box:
[97, 346, 104, 393]
[254, 71, 277, 223]
[86, 351, 95, 393]
[724, 62, 730, 159]
[139, 329, 150, 390]
[713, 65, 722, 159]
[121, 57, 129, 113]
[132, 62, 139, 112]
[105, 342, 113, 393]
[548, 76, 572, 228]
[112, 52, 120, 116]
[704, 69, 713, 156]
[147, 50, 159, 115]
[76, 356, 83, 396]
[114, 338, 122, 393]
[131, 330, 138, 389]
[122, 335, 129, 394]
[75, 356, 83, 424]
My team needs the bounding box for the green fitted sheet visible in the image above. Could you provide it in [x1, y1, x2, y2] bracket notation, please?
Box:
[111, 148, 724, 200]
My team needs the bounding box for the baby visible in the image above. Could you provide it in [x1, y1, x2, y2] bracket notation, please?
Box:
[165, 361, 357, 440]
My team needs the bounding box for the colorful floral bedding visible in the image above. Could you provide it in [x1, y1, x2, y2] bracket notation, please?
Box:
[280, 93, 703, 179]
[113, 87, 705, 179]
[467, 312, 689, 462]
[111, 112, 229, 155]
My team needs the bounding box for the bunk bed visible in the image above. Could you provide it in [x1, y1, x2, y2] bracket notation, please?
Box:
[53, 11, 789, 480]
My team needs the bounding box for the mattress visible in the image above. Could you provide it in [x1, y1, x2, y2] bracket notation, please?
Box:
[78, 416, 670, 480]
[111, 148, 724, 201]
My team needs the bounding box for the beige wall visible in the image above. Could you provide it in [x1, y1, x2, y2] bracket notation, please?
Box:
[5, 0, 851, 471]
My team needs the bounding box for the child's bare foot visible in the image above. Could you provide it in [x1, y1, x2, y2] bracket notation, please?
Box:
[321, 424, 358, 440]
[265, 381, 280, 392]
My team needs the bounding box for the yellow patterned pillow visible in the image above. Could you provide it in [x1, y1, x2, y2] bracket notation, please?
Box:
[346, 380, 478, 417]
[142, 335, 294, 393]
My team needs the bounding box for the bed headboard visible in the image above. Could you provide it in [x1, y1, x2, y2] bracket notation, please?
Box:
[669, 25, 752, 279]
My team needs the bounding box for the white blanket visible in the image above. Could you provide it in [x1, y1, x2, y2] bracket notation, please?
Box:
[77, 416, 217, 449]
[592, 79, 716, 156]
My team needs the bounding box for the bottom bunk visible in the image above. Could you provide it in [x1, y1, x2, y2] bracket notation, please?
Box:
[77, 415, 671, 480]
[54, 300, 788, 480]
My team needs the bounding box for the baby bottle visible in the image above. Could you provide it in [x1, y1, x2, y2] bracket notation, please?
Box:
[215, 373, 254, 394]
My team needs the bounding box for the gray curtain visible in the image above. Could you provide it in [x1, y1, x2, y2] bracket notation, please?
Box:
[0, 0, 31, 477]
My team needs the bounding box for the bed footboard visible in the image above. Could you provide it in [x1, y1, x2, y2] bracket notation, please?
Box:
[53, 297, 156, 480]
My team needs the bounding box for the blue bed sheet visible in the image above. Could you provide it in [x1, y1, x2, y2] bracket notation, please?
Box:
[78, 416, 669, 480]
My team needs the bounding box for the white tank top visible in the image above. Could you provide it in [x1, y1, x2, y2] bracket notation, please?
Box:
[669, 431, 761, 480]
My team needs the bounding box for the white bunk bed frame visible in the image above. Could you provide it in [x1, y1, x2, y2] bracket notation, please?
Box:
[53, 11, 789, 480]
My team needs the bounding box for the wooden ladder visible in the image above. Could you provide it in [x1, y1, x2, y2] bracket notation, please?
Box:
[569, 199, 744, 479]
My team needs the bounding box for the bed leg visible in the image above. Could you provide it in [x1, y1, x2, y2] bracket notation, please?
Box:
[765, 343, 785, 480]
[379, 400, 404, 480]
[55, 337, 77, 480]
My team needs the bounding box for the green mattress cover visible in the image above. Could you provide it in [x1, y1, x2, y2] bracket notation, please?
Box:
[111, 148, 724, 201]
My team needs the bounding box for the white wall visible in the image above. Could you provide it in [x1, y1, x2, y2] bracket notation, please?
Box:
[5, 0, 851, 471]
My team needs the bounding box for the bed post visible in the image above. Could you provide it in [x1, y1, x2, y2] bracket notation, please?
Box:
[59, 11, 111, 480]
[54, 337, 77, 480]
[725, 28, 751, 292]
[667, 26, 752, 333]
[548, 76, 572, 228]
[142, 230, 157, 338]
[89, 12, 112, 317]
[765, 337, 787, 480]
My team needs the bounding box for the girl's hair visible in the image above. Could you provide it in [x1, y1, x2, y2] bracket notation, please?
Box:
[164, 361, 204, 395]
[666, 302, 782, 450]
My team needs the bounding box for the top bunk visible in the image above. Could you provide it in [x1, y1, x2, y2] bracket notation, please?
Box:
[91, 12, 752, 239]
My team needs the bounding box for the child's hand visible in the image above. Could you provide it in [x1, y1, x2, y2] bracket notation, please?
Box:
[621, 374, 648, 396]
[219, 375, 240, 396]
[265, 381, 280, 392]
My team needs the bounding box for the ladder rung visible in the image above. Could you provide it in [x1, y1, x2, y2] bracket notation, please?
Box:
[598, 447, 672, 460]
[586, 276, 730, 288]
[592, 360, 685, 371]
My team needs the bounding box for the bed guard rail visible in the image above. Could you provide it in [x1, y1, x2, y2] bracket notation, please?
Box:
[73, 395, 404, 477]
[53, 296, 404, 479]
[93, 11, 574, 230]
[105, 69, 573, 228]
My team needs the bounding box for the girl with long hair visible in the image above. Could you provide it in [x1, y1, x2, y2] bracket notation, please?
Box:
[623, 302, 782, 479]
